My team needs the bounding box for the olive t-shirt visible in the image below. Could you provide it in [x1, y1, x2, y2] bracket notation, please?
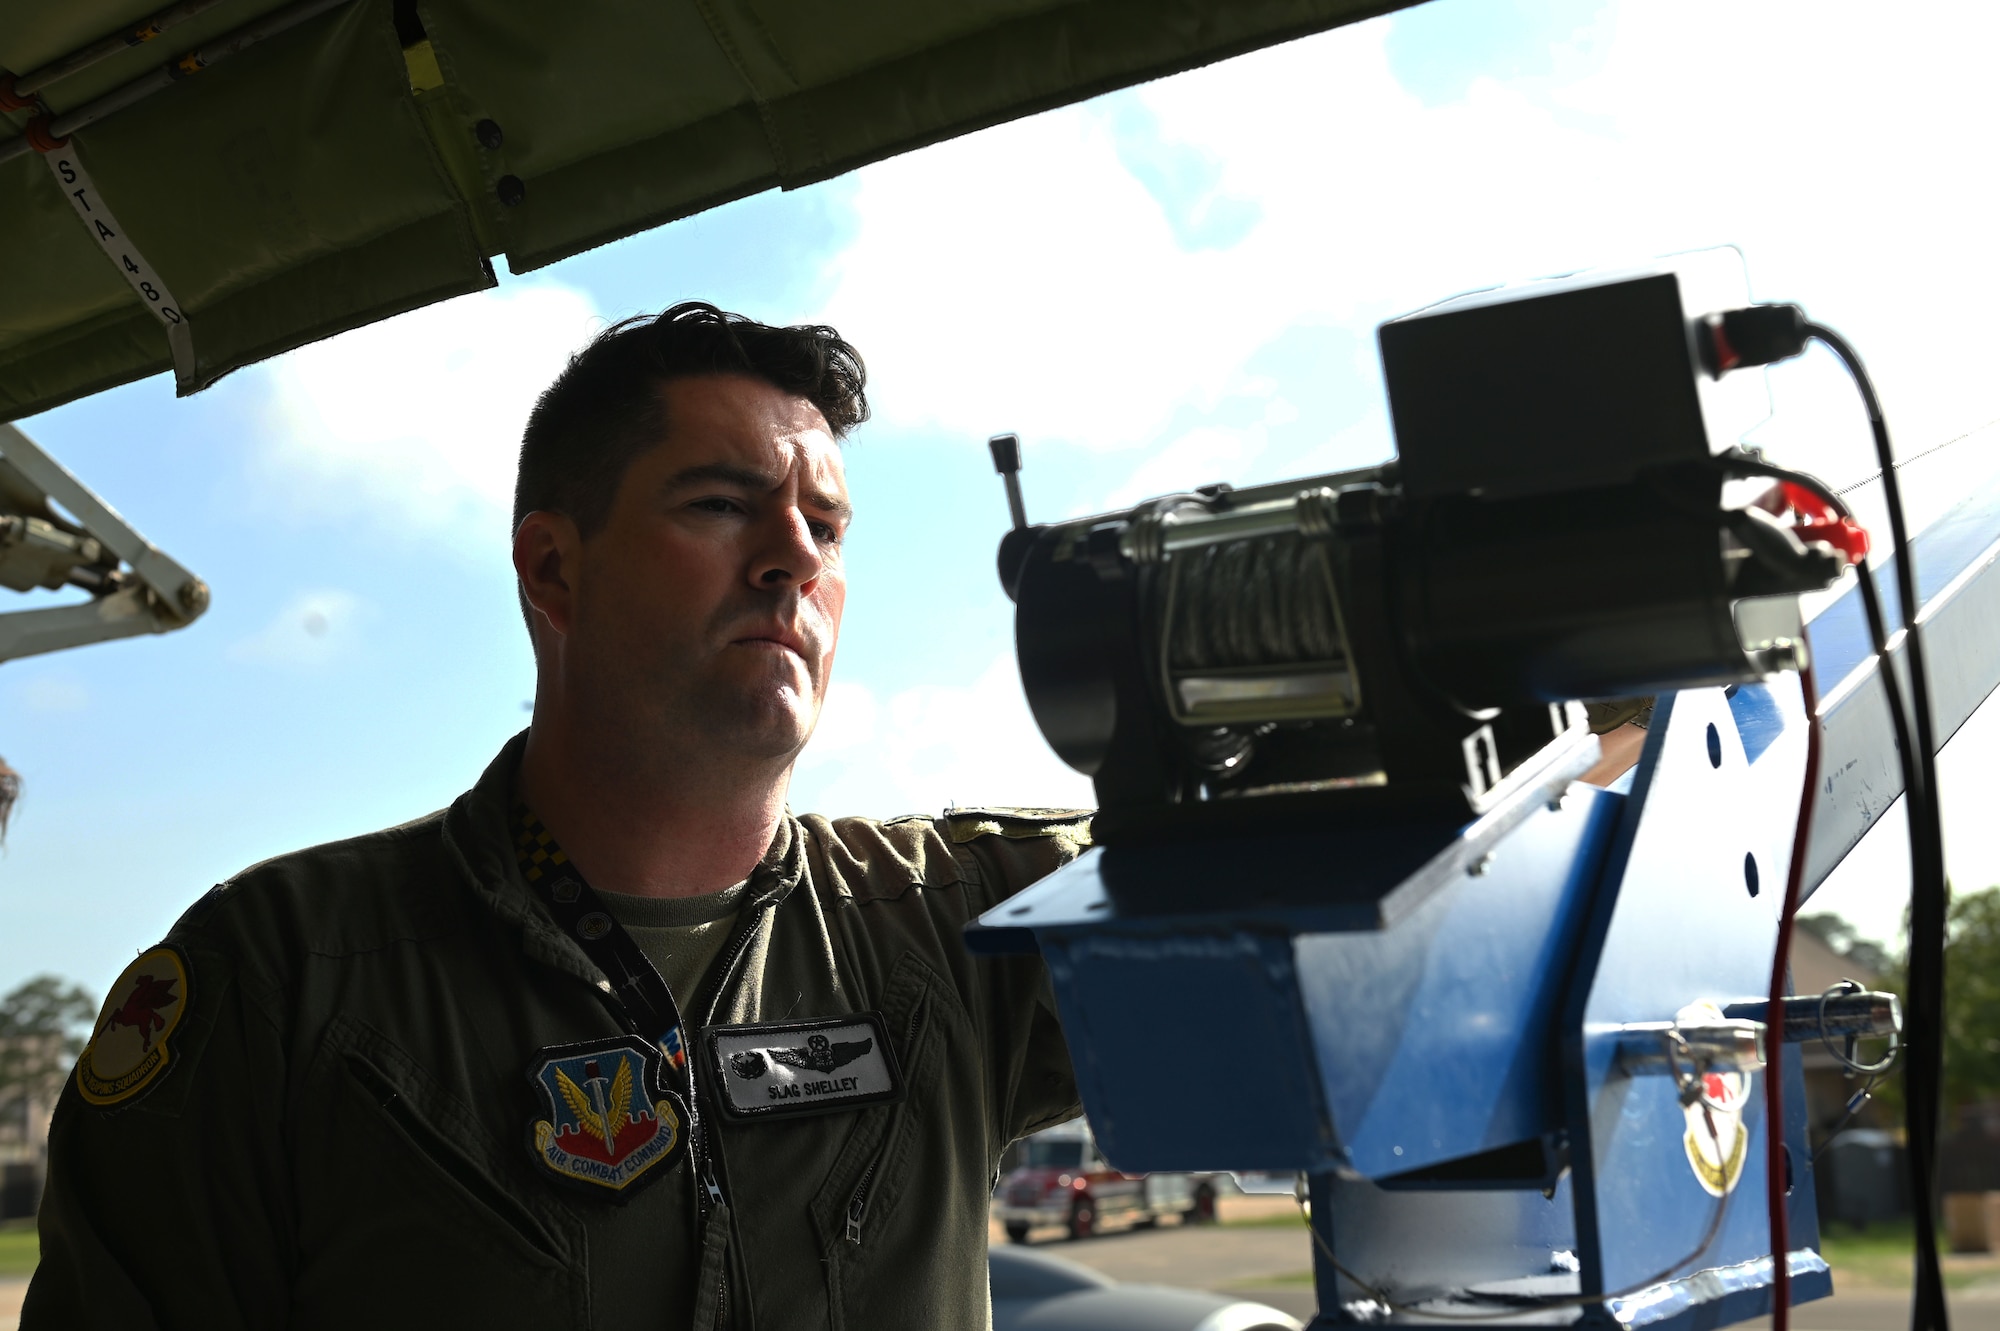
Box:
[593, 882, 747, 1003]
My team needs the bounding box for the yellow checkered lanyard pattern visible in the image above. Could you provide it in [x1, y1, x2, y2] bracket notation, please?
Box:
[514, 807, 722, 1206]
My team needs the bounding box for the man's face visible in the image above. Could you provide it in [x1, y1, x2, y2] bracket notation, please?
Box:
[563, 373, 850, 763]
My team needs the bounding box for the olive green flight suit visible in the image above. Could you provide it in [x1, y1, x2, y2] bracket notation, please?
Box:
[25, 733, 1087, 1330]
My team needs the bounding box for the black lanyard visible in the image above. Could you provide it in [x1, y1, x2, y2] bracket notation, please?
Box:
[515, 808, 724, 1204]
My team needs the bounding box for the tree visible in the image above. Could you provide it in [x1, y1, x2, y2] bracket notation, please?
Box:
[1937, 888, 2000, 1114]
[1797, 911, 1895, 979]
[0, 975, 97, 1119]
[1854, 887, 2000, 1120]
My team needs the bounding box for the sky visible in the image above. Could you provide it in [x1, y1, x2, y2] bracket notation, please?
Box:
[4, 0, 2000, 1003]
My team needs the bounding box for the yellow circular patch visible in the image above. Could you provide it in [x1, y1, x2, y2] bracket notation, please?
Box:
[77, 946, 190, 1106]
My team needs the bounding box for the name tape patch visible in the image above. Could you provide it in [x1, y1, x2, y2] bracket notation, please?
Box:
[706, 1013, 903, 1120]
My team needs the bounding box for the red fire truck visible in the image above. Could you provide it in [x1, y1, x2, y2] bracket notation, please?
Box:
[994, 1120, 1216, 1243]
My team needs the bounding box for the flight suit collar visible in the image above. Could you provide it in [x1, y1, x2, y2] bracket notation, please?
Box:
[438, 729, 809, 993]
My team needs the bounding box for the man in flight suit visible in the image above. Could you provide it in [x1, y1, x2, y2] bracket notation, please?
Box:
[26, 303, 1087, 1330]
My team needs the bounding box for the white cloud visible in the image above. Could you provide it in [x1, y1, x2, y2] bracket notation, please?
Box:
[820, 109, 1273, 455]
[817, 0, 2000, 501]
[800, 677, 881, 758]
[228, 590, 368, 667]
[18, 673, 87, 713]
[790, 654, 1095, 820]
[254, 283, 602, 545]
[1102, 425, 1268, 511]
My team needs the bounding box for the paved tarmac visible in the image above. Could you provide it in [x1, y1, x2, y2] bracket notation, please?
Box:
[1002, 1203, 2000, 1328]
[6, 1216, 1997, 1328]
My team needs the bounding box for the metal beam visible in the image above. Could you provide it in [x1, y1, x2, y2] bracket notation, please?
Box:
[1805, 464, 2000, 894]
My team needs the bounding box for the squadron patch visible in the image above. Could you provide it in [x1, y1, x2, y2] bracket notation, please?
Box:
[77, 946, 191, 1107]
[1683, 1067, 1751, 1198]
[706, 1014, 904, 1120]
[1674, 1001, 1751, 1198]
[526, 1036, 686, 1198]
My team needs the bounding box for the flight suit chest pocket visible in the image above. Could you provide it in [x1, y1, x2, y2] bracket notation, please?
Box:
[294, 1015, 590, 1329]
[803, 958, 967, 1326]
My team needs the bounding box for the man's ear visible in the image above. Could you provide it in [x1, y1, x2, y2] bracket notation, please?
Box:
[513, 510, 583, 640]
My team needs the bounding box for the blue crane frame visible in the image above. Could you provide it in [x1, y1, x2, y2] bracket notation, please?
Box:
[969, 464, 2000, 1327]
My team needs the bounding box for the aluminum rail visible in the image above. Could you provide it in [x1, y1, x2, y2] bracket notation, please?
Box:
[0, 423, 208, 664]
[1804, 460, 2000, 894]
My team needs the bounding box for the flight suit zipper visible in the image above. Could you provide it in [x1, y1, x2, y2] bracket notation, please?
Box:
[843, 1004, 928, 1245]
[693, 897, 776, 1330]
[693, 899, 776, 1211]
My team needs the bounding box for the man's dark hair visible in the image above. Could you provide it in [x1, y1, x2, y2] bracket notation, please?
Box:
[513, 301, 868, 538]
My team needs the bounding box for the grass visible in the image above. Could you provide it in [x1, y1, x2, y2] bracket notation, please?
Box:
[0, 1222, 37, 1279]
[1817, 1219, 2000, 1290]
[1216, 1219, 2000, 1295]
[3, 1202, 1986, 1292]
[1219, 1211, 1314, 1229]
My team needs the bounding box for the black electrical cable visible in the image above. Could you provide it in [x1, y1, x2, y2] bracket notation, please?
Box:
[1718, 459, 1924, 813]
[1803, 323, 1950, 1331]
[1765, 649, 1822, 1331]
[1721, 448, 1944, 1327]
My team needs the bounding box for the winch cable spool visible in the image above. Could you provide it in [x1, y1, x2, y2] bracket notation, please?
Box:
[1167, 533, 1346, 675]
[1158, 528, 1359, 742]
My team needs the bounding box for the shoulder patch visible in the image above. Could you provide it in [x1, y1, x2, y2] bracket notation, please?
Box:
[76, 945, 192, 1107]
[940, 807, 1092, 846]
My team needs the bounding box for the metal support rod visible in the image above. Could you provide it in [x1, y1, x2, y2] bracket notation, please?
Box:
[1725, 989, 1901, 1044]
[1615, 1019, 1766, 1075]
[1156, 488, 1340, 556]
[0, 0, 354, 166]
[6, 0, 230, 99]
[0, 423, 207, 621]
[989, 433, 1028, 531]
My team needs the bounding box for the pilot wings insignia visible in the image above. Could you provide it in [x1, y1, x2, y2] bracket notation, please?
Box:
[768, 1032, 874, 1075]
[706, 1014, 904, 1119]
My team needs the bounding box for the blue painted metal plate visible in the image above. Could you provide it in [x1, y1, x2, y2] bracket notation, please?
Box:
[1562, 683, 1828, 1321]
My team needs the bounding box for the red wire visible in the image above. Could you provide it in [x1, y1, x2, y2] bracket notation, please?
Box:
[1767, 650, 1822, 1331]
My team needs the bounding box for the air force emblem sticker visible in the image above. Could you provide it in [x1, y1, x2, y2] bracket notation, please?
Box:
[706, 1013, 904, 1121]
[1674, 1001, 1751, 1198]
[78, 946, 191, 1107]
[1683, 1067, 1751, 1198]
[526, 1036, 686, 1199]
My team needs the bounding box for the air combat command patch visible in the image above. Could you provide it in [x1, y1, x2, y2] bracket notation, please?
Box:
[526, 1035, 686, 1199]
[77, 945, 191, 1107]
